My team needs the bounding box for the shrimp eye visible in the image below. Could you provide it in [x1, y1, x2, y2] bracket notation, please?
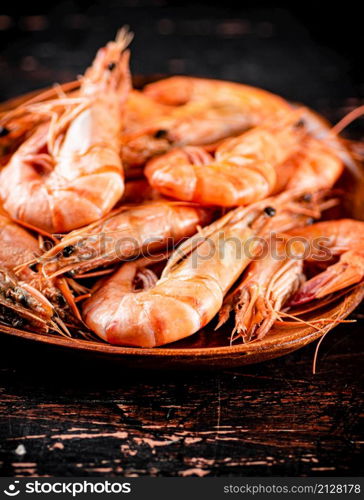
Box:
[29, 262, 38, 272]
[64, 270, 76, 278]
[302, 193, 312, 202]
[62, 245, 75, 257]
[294, 119, 305, 129]
[0, 126, 10, 137]
[154, 129, 168, 139]
[107, 62, 116, 71]
[18, 293, 29, 308]
[56, 294, 66, 307]
[264, 206, 276, 217]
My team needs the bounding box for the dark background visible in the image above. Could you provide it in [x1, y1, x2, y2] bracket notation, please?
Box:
[0, 0, 363, 478]
[0, 1, 363, 110]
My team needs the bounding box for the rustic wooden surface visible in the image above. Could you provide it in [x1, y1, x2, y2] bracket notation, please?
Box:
[0, 303, 363, 477]
[0, 1, 363, 477]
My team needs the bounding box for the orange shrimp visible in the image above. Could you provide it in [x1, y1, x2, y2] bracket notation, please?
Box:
[144, 76, 291, 113]
[121, 90, 174, 169]
[0, 215, 59, 332]
[143, 76, 292, 146]
[217, 239, 304, 342]
[82, 190, 324, 347]
[217, 218, 364, 342]
[0, 214, 41, 280]
[124, 89, 174, 132]
[0, 29, 132, 233]
[273, 136, 343, 194]
[40, 201, 214, 278]
[0, 268, 55, 334]
[121, 76, 292, 170]
[145, 112, 302, 206]
[288, 219, 364, 305]
[273, 108, 352, 194]
[0, 214, 81, 327]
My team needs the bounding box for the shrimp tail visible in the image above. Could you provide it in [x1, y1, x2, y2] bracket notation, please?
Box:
[289, 251, 364, 305]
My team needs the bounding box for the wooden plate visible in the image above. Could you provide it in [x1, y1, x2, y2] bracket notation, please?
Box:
[1, 285, 363, 369]
[1, 81, 363, 369]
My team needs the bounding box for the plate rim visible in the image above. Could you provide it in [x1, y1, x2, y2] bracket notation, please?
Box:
[2, 285, 363, 358]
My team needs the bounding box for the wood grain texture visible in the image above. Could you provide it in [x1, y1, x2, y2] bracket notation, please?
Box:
[0, 304, 363, 477]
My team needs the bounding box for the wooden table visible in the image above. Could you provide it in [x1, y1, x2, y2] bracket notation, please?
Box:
[0, 304, 362, 477]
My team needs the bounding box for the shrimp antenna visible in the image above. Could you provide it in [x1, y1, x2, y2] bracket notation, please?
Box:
[13, 258, 39, 275]
[51, 317, 72, 338]
[73, 268, 116, 279]
[275, 309, 326, 333]
[331, 105, 364, 136]
[311, 299, 349, 374]
[286, 282, 364, 316]
[0, 80, 80, 125]
[65, 277, 90, 295]
[74, 293, 92, 303]
[56, 277, 84, 324]
[11, 218, 60, 243]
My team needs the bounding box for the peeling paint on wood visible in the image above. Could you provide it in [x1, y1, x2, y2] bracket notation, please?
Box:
[0, 311, 363, 477]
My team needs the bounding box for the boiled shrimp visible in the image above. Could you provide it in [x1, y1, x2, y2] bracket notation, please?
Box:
[144, 76, 291, 114]
[145, 112, 302, 206]
[0, 268, 55, 334]
[288, 219, 364, 305]
[143, 76, 293, 147]
[217, 218, 364, 342]
[274, 137, 343, 194]
[40, 201, 213, 278]
[82, 190, 325, 347]
[0, 214, 57, 333]
[217, 239, 304, 342]
[0, 214, 81, 328]
[142, 76, 292, 151]
[121, 76, 292, 170]
[272, 107, 358, 194]
[0, 29, 132, 233]
[121, 90, 175, 169]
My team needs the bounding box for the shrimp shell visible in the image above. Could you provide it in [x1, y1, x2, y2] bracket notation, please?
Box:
[83, 190, 326, 347]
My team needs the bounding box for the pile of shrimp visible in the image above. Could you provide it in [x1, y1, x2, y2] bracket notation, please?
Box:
[0, 28, 363, 348]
